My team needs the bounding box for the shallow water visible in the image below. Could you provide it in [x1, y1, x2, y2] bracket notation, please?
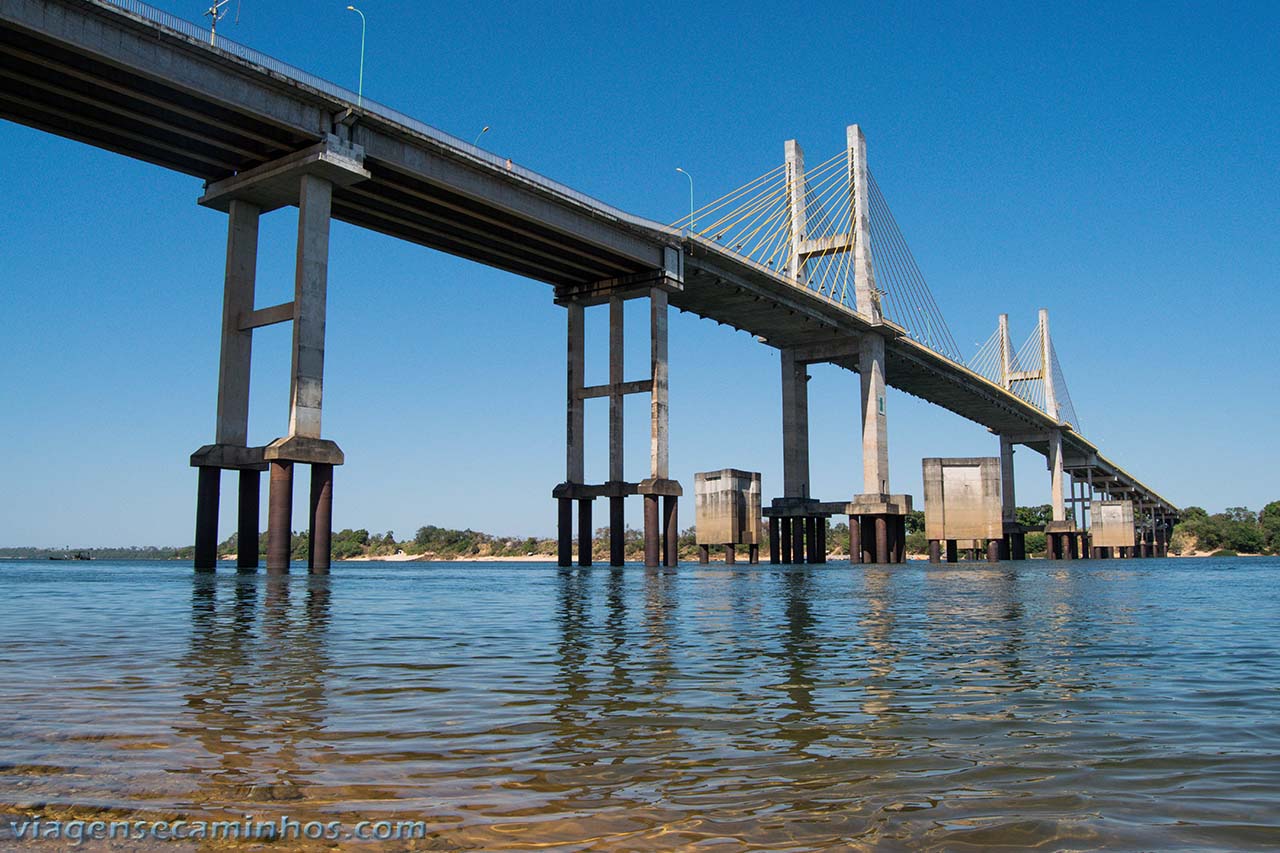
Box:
[1, 557, 1278, 850]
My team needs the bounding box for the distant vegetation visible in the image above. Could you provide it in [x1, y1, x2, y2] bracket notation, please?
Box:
[3, 501, 1275, 561]
[1170, 504, 1280, 555]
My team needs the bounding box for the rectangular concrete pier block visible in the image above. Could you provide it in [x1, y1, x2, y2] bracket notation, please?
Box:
[1091, 500, 1136, 548]
[694, 469, 762, 547]
[922, 458, 1003, 542]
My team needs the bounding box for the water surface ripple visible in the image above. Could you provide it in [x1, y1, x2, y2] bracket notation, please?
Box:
[1, 558, 1278, 850]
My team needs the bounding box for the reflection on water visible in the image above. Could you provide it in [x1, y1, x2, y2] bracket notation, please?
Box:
[1, 558, 1280, 850]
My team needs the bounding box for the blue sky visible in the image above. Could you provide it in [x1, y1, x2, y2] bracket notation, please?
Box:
[2, 0, 1277, 546]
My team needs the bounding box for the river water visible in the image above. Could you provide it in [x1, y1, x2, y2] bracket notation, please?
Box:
[0, 557, 1277, 850]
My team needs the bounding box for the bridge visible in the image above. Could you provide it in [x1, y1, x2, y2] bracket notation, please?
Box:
[0, 0, 1179, 569]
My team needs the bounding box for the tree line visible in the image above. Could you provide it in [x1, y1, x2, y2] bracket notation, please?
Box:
[4, 500, 1275, 561]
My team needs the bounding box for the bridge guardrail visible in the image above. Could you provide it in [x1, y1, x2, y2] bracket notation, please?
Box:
[95, 0, 674, 236]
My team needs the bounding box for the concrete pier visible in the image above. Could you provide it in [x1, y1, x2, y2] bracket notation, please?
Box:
[192, 138, 361, 573]
[194, 466, 220, 571]
[923, 457, 1004, 564]
[308, 463, 333, 573]
[610, 497, 625, 566]
[554, 266, 683, 567]
[694, 469, 761, 564]
[557, 498, 572, 567]
[237, 470, 260, 569]
[578, 498, 592, 567]
[663, 495, 679, 568]
[267, 460, 293, 572]
[1091, 500, 1137, 559]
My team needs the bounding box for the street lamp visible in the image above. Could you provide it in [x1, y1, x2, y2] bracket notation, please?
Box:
[346, 5, 366, 108]
[675, 167, 694, 233]
[473, 126, 490, 147]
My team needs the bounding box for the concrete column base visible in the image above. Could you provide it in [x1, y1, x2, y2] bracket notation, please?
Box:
[724, 544, 735, 565]
[609, 497, 625, 567]
[308, 462, 333, 573]
[662, 495, 679, 568]
[578, 498, 593, 567]
[194, 466, 221, 571]
[557, 497, 572, 567]
[698, 544, 709, 564]
[928, 539, 941, 564]
[643, 494, 660, 568]
[749, 544, 760, 564]
[237, 469, 260, 570]
[267, 460, 293, 573]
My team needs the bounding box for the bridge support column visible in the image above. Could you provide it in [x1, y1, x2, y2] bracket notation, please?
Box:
[193, 196, 259, 572]
[194, 466, 221, 571]
[237, 469, 260, 570]
[723, 544, 735, 565]
[308, 463, 333, 574]
[557, 498, 572, 568]
[555, 283, 680, 569]
[192, 144, 361, 573]
[1010, 533, 1026, 561]
[928, 539, 941, 564]
[749, 544, 760, 564]
[663, 495, 678, 568]
[578, 498, 593, 566]
[874, 516, 889, 564]
[1048, 430, 1066, 525]
[643, 494, 660, 567]
[860, 335, 890, 496]
[987, 539, 1001, 563]
[791, 516, 805, 564]
[815, 518, 826, 564]
[610, 497, 625, 567]
[946, 539, 958, 563]
[267, 460, 293, 572]
[769, 517, 781, 564]
[849, 516, 861, 564]
[698, 544, 709, 564]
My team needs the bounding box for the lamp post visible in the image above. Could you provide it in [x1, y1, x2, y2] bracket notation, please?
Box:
[676, 167, 694, 233]
[346, 5, 366, 108]
[473, 126, 490, 148]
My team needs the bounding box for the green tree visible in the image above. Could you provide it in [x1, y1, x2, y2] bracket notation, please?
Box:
[1025, 531, 1047, 555]
[1017, 505, 1054, 527]
[1261, 501, 1280, 552]
[1224, 507, 1257, 524]
[290, 531, 309, 561]
[905, 530, 927, 554]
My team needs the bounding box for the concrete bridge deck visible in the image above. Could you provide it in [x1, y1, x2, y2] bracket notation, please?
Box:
[0, 0, 1176, 517]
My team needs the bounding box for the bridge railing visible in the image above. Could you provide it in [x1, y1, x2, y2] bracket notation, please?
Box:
[94, 0, 675, 236]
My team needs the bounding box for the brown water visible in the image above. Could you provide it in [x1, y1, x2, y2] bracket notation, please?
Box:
[1, 558, 1278, 850]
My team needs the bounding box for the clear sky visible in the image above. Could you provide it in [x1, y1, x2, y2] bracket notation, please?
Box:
[2, 0, 1277, 547]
